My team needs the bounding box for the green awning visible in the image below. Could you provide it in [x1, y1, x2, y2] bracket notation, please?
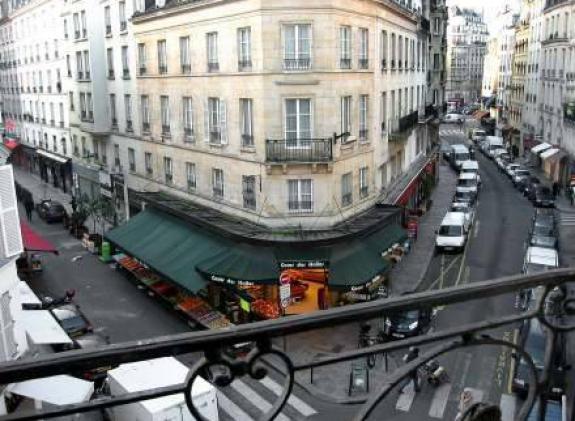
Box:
[196, 244, 279, 285]
[329, 224, 407, 291]
[105, 209, 223, 293]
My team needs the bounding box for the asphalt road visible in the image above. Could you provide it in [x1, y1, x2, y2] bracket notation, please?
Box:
[366, 123, 534, 420]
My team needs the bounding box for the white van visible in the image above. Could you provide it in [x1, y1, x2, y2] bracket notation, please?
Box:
[523, 246, 559, 275]
[457, 173, 479, 196]
[485, 136, 504, 158]
[450, 144, 470, 170]
[460, 160, 481, 184]
[435, 212, 467, 252]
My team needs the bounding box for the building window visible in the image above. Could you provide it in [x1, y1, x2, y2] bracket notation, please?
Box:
[104, 6, 111, 35]
[212, 168, 224, 199]
[242, 175, 256, 210]
[359, 167, 368, 198]
[107, 48, 114, 78]
[79, 93, 86, 120]
[285, 98, 311, 146]
[359, 94, 368, 141]
[145, 152, 153, 174]
[73, 135, 79, 156]
[237, 27, 251, 70]
[157, 40, 167, 74]
[69, 91, 74, 111]
[119, 1, 127, 31]
[182, 97, 194, 141]
[121, 46, 129, 78]
[160, 95, 170, 135]
[128, 148, 135, 172]
[110, 94, 117, 128]
[76, 51, 83, 79]
[186, 162, 196, 190]
[61, 138, 67, 156]
[163, 157, 173, 184]
[340, 96, 352, 139]
[433, 17, 440, 35]
[83, 50, 90, 79]
[283, 24, 311, 70]
[341, 172, 352, 207]
[340, 26, 351, 69]
[288, 179, 313, 212]
[114, 144, 120, 167]
[180, 36, 191, 73]
[124, 94, 132, 131]
[205, 97, 227, 144]
[381, 30, 388, 70]
[81, 137, 87, 157]
[86, 93, 93, 120]
[66, 55, 71, 77]
[73, 13, 80, 39]
[391, 33, 396, 68]
[138, 43, 146, 75]
[240, 98, 253, 146]
[141, 95, 150, 132]
[207, 32, 218, 71]
[359, 28, 368, 69]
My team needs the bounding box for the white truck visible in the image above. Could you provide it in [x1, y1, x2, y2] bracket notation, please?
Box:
[107, 357, 219, 421]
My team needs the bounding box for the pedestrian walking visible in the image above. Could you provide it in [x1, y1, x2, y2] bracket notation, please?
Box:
[570, 186, 575, 206]
[24, 197, 34, 222]
[552, 181, 560, 199]
[401, 346, 420, 393]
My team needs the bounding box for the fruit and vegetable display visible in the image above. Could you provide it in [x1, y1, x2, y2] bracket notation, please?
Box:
[251, 299, 280, 319]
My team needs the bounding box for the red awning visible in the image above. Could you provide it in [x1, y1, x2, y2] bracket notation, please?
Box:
[20, 221, 58, 254]
[4, 139, 19, 150]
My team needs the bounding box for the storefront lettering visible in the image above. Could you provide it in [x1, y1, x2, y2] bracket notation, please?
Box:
[279, 261, 327, 269]
[210, 274, 254, 287]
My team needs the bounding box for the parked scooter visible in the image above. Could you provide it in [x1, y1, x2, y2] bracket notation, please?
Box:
[419, 359, 449, 387]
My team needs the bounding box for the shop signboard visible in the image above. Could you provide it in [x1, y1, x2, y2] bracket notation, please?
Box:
[279, 272, 291, 308]
[239, 298, 250, 313]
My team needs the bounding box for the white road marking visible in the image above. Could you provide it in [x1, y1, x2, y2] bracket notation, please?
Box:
[217, 391, 255, 421]
[260, 376, 317, 417]
[499, 394, 517, 421]
[230, 379, 291, 421]
[395, 382, 416, 412]
[428, 383, 452, 418]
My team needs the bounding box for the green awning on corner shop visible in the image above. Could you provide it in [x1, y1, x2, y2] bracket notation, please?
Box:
[105, 208, 407, 293]
[105, 209, 217, 292]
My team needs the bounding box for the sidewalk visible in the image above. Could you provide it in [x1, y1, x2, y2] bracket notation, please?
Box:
[391, 162, 458, 294]
[13, 166, 110, 235]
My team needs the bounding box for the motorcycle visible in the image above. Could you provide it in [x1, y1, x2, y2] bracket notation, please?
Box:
[419, 360, 449, 387]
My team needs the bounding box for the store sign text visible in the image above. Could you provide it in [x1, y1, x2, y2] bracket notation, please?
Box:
[279, 261, 327, 269]
[210, 275, 254, 287]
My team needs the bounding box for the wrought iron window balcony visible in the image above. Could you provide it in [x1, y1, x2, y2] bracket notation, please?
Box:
[181, 64, 191, 74]
[111, 118, 118, 129]
[165, 174, 173, 184]
[82, 29, 87, 38]
[158, 65, 168, 74]
[162, 125, 171, 135]
[123, 69, 130, 79]
[75, 30, 80, 39]
[381, 59, 387, 70]
[59, 121, 64, 128]
[359, 129, 368, 141]
[105, 25, 112, 35]
[266, 138, 333, 163]
[108, 70, 115, 80]
[283, 58, 311, 71]
[85, 71, 91, 80]
[243, 194, 256, 210]
[340, 58, 351, 69]
[288, 200, 313, 212]
[359, 59, 368, 69]
[213, 187, 224, 198]
[341, 192, 352, 207]
[50, 119, 55, 127]
[126, 120, 133, 132]
[207, 62, 219, 72]
[360, 186, 368, 198]
[120, 21, 127, 31]
[241, 134, 254, 146]
[142, 122, 150, 133]
[139, 67, 147, 76]
[209, 130, 222, 144]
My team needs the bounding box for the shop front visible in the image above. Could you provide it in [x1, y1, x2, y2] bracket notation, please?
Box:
[540, 148, 568, 184]
[105, 205, 408, 327]
[394, 155, 438, 215]
[11, 144, 38, 174]
[36, 149, 72, 193]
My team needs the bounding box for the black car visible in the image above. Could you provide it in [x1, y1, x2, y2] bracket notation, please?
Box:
[453, 190, 476, 205]
[512, 317, 565, 400]
[534, 187, 555, 208]
[521, 177, 541, 197]
[50, 303, 93, 337]
[36, 199, 67, 223]
[382, 308, 434, 340]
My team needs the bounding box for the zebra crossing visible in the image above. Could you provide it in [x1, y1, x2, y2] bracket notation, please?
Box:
[558, 212, 575, 227]
[216, 373, 318, 421]
[439, 127, 466, 138]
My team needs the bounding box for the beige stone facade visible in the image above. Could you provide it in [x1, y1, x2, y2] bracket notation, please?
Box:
[128, 0, 431, 229]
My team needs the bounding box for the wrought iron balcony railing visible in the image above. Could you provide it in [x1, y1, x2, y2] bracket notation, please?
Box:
[1, 269, 574, 421]
[266, 138, 333, 163]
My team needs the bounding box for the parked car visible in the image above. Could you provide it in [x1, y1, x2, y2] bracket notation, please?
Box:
[495, 153, 512, 171]
[449, 144, 471, 170]
[450, 202, 474, 232]
[512, 169, 531, 186]
[440, 143, 453, 160]
[442, 113, 464, 124]
[523, 246, 559, 275]
[382, 307, 434, 340]
[36, 199, 67, 223]
[435, 212, 467, 252]
[460, 160, 481, 185]
[453, 189, 476, 206]
[534, 187, 555, 208]
[529, 224, 558, 249]
[457, 173, 479, 197]
[505, 163, 521, 178]
[519, 176, 541, 197]
[511, 317, 565, 401]
[471, 129, 487, 143]
[50, 303, 93, 337]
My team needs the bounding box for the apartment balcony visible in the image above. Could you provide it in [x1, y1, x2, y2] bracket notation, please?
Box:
[283, 58, 311, 71]
[358, 59, 369, 69]
[1, 269, 573, 421]
[340, 58, 351, 69]
[139, 67, 147, 76]
[158, 66, 168, 74]
[266, 138, 333, 163]
[207, 62, 219, 72]
[108, 70, 115, 79]
[389, 111, 418, 142]
[105, 25, 112, 35]
[181, 64, 191, 74]
[238, 60, 252, 71]
[123, 69, 130, 79]
[120, 21, 127, 31]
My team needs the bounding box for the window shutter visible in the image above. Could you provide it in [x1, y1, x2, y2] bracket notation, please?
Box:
[219, 100, 227, 144]
[0, 166, 23, 258]
[204, 99, 209, 143]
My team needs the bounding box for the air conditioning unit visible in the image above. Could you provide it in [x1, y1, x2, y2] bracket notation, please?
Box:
[0, 165, 23, 259]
